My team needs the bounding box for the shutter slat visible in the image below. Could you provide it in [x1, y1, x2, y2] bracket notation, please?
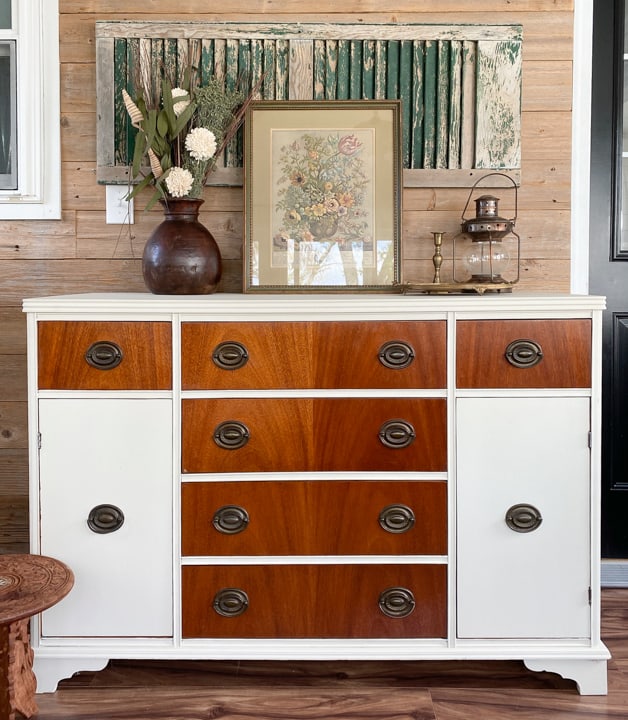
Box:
[200, 39, 213, 85]
[448, 40, 463, 170]
[399, 40, 413, 169]
[410, 40, 425, 171]
[423, 40, 437, 169]
[313, 39, 325, 100]
[362, 40, 375, 100]
[349, 40, 362, 99]
[337, 39, 350, 100]
[276, 39, 289, 100]
[435, 40, 450, 170]
[326, 40, 338, 100]
[374, 40, 387, 99]
[113, 38, 128, 167]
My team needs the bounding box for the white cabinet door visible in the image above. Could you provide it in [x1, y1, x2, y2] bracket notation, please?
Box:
[456, 397, 591, 639]
[38, 398, 173, 638]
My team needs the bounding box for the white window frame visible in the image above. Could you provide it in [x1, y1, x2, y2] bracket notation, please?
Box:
[0, 0, 60, 219]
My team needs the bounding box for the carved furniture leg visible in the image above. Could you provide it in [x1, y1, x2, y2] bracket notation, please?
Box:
[4, 619, 38, 719]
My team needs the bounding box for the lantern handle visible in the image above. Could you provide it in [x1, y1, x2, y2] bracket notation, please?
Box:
[461, 172, 518, 224]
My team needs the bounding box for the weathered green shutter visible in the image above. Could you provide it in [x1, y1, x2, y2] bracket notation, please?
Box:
[96, 21, 522, 187]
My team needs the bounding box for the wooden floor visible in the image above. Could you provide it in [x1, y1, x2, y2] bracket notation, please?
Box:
[30, 589, 628, 719]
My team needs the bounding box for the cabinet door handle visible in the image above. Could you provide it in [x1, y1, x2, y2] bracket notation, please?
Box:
[505, 503, 543, 533]
[213, 588, 249, 617]
[84, 341, 123, 370]
[212, 341, 249, 370]
[505, 339, 543, 369]
[379, 504, 415, 533]
[87, 504, 125, 534]
[378, 587, 416, 618]
[379, 420, 416, 449]
[213, 505, 249, 534]
[213, 421, 250, 449]
[378, 340, 415, 369]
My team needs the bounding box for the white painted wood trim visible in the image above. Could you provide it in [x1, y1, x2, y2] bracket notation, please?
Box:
[22, 292, 607, 318]
[571, 0, 594, 293]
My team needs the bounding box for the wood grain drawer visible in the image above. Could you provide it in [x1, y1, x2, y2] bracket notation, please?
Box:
[38, 321, 172, 390]
[181, 480, 447, 556]
[456, 319, 591, 388]
[182, 564, 447, 638]
[181, 321, 446, 390]
[181, 397, 447, 473]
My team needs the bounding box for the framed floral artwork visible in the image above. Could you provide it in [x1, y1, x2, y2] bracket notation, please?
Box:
[243, 100, 402, 292]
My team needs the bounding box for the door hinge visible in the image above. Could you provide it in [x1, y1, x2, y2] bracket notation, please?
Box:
[588, 431, 592, 449]
[37, 432, 42, 450]
[588, 586, 592, 605]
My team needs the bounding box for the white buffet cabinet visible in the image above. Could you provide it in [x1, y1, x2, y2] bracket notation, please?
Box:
[23, 292, 610, 694]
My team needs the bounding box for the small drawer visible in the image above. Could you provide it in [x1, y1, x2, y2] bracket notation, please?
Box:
[182, 321, 312, 389]
[314, 321, 446, 389]
[456, 319, 591, 389]
[182, 563, 447, 638]
[181, 320, 446, 390]
[38, 321, 172, 390]
[181, 480, 447, 557]
[181, 397, 447, 473]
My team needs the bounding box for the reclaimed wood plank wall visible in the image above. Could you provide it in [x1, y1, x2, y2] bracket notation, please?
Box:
[0, 0, 575, 553]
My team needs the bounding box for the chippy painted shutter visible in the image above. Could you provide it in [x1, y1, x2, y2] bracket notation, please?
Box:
[96, 22, 522, 187]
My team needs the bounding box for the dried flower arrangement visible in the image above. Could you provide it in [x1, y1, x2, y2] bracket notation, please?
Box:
[122, 64, 258, 207]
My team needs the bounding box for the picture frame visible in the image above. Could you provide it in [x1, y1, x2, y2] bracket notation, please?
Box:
[243, 100, 402, 292]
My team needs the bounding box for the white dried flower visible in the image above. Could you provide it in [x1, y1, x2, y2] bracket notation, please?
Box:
[164, 166, 194, 197]
[171, 87, 190, 117]
[185, 127, 217, 162]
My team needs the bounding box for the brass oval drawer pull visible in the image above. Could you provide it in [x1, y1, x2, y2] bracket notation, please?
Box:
[378, 340, 415, 369]
[379, 504, 416, 533]
[379, 420, 416, 449]
[212, 341, 249, 370]
[505, 339, 543, 369]
[213, 588, 249, 617]
[213, 421, 250, 450]
[378, 587, 416, 618]
[505, 503, 543, 533]
[85, 341, 123, 370]
[87, 504, 125, 534]
[213, 505, 250, 534]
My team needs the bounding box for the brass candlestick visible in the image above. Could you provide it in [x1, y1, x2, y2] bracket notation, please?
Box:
[431, 231, 445, 284]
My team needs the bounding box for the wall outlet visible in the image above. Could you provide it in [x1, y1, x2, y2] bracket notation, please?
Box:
[106, 185, 134, 224]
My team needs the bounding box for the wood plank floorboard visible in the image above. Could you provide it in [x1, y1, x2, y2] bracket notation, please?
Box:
[29, 589, 628, 719]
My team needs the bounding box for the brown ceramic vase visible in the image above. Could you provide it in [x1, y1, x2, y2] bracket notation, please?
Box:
[142, 198, 222, 294]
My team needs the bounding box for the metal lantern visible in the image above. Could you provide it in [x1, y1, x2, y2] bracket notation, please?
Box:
[452, 172, 521, 291]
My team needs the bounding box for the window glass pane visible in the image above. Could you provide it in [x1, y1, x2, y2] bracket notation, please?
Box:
[0, 41, 16, 189]
[0, 1, 10, 29]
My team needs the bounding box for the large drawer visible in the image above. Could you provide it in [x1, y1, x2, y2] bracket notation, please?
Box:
[181, 397, 447, 473]
[182, 563, 447, 638]
[456, 319, 591, 389]
[38, 321, 172, 390]
[181, 320, 446, 390]
[181, 480, 447, 556]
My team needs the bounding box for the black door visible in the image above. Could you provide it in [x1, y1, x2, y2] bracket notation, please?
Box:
[590, 0, 628, 557]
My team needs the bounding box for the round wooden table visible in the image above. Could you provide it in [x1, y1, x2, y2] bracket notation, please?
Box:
[0, 554, 74, 720]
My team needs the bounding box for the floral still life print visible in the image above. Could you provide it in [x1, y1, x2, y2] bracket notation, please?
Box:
[271, 128, 388, 287]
